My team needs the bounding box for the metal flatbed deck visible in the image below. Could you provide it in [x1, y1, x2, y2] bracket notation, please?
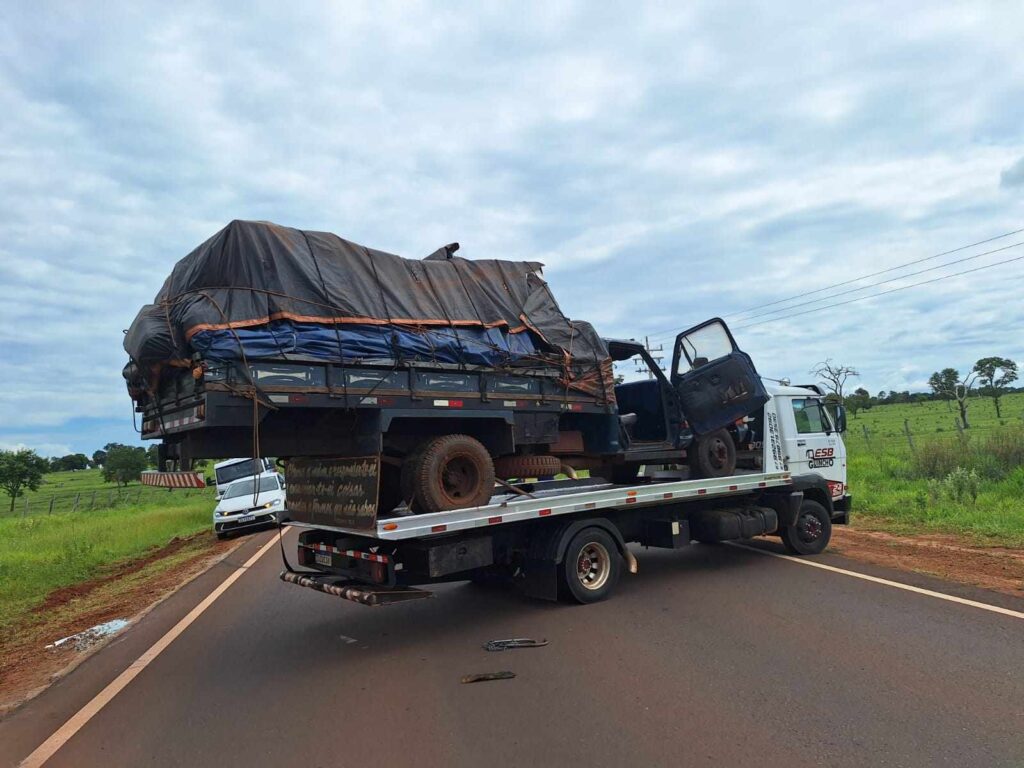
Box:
[288, 469, 793, 542]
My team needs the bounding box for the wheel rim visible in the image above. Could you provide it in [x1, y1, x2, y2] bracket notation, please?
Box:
[440, 453, 480, 503]
[796, 512, 823, 543]
[706, 437, 729, 468]
[576, 542, 611, 591]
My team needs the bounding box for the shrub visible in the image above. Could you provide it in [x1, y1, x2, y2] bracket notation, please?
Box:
[982, 426, 1024, 473]
[942, 467, 979, 505]
[910, 440, 965, 479]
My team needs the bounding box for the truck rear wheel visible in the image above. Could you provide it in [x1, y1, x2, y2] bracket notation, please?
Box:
[493, 454, 562, 480]
[780, 499, 831, 555]
[560, 528, 622, 604]
[412, 434, 495, 513]
[688, 428, 736, 478]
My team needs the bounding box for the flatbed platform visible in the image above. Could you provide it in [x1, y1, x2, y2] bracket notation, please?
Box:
[287, 469, 792, 542]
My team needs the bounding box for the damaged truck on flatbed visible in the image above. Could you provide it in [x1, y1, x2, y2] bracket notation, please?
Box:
[124, 220, 851, 604]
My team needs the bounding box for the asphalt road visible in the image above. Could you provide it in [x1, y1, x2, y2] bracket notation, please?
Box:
[2, 529, 1023, 768]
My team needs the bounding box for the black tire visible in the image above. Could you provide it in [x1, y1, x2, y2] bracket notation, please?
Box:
[493, 454, 562, 480]
[598, 462, 641, 484]
[216, 531, 228, 541]
[377, 461, 403, 515]
[412, 434, 495, 513]
[559, 528, 622, 604]
[780, 499, 832, 555]
[688, 428, 736, 478]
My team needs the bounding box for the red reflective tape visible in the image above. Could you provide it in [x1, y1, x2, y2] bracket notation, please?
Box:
[488, 516, 502, 524]
[663, 493, 673, 499]
[538, 509, 552, 516]
[449, 399, 464, 408]
[625, 497, 637, 504]
[729, 485, 738, 491]
[697, 489, 707, 495]
[758, 481, 767, 488]
[431, 524, 447, 532]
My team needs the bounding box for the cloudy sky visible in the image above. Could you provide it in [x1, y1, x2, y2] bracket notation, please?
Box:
[2, 1, 1023, 456]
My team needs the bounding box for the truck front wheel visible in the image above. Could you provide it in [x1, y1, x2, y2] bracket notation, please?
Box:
[688, 428, 736, 478]
[780, 499, 831, 555]
[560, 528, 622, 604]
[412, 434, 495, 513]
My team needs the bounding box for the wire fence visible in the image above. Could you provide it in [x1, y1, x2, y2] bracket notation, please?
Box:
[4, 486, 208, 518]
[850, 416, 1024, 455]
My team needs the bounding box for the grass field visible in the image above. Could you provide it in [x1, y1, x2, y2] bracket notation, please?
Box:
[0, 492, 214, 634]
[846, 391, 1024, 545]
[4, 468, 208, 516]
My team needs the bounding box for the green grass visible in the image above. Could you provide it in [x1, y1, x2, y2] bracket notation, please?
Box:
[4, 468, 208, 516]
[0, 494, 213, 633]
[846, 391, 1024, 546]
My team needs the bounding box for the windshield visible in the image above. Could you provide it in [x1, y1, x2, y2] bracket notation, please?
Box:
[224, 474, 279, 499]
[216, 459, 266, 486]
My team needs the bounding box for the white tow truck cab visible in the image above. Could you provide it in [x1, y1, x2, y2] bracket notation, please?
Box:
[213, 472, 288, 540]
[279, 383, 851, 607]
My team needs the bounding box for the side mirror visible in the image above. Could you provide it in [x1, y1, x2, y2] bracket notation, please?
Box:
[833, 404, 847, 433]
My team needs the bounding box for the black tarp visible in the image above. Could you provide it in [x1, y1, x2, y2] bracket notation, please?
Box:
[124, 220, 613, 400]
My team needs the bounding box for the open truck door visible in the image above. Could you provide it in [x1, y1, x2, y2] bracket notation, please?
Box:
[671, 318, 768, 435]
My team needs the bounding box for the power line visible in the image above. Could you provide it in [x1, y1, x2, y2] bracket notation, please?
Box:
[732, 251, 1024, 331]
[723, 226, 1024, 319]
[644, 226, 1024, 341]
[731, 240, 1024, 324]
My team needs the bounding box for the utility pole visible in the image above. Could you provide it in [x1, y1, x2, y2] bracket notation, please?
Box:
[635, 336, 665, 379]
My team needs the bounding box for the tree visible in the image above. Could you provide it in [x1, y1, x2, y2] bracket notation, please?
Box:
[809, 360, 860, 402]
[973, 357, 1018, 418]
[846, 387, 872, 418]
[102, 446, 149, 487]
[51, 453, 88, 472]
[0, 449, 50, 513]
[146, 444, 161, 468]
[91, 449, 108, 468]
[929, 368, 976, 428]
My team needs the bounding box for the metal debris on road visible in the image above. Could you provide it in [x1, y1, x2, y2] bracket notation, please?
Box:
[461, 671, 516, 684]
[483, 638, 548, 652]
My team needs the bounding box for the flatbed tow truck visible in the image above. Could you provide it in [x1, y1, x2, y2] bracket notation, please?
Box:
[279, 382, 851, 606]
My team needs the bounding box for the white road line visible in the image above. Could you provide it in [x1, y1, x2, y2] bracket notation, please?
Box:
[20, 529, 288, 768]
[732, 543, 1024, 621]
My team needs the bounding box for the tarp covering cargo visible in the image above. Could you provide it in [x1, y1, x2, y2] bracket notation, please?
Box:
[124, 220, 613, 400]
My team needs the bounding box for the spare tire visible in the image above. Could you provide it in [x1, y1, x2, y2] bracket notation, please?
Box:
[688, 428, 736, 478]
[493, 454, 562, 479]
[412, 434, 495, 513]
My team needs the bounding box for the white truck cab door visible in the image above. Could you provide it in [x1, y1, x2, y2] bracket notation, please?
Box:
[782, 397, 847, 499]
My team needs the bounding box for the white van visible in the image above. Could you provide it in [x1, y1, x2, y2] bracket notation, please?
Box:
[213, 458, 275, 499]
[213, 472, 287, 539]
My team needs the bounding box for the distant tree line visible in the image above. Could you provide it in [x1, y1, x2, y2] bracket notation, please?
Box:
[817, 356, 1019, 429]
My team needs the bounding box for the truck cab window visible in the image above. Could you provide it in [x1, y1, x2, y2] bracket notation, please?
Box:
[792, 398, 826, 434]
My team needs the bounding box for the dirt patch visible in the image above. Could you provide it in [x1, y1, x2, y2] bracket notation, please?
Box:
[831, 526, 1024, 598]
[0, 532, 244, 716]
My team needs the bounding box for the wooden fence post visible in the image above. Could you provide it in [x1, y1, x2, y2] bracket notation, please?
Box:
[48, 496, 55, 514]
[90, 490, 97, 510]
[23, 497, 29, 517]
[861, 424, 871, 448]
[903, 419, 915, 452]
[72, 493, 81, 513]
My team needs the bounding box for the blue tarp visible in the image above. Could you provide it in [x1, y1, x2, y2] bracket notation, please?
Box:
[190, 321, 540, 367]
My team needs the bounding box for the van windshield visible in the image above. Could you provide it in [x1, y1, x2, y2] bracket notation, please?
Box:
[224, 475, 279, 499]
[216, 460, 265, 486]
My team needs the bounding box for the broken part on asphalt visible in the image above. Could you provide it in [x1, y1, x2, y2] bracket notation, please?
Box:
[483, 638, 549, 652]
[461, 671, 517, 684]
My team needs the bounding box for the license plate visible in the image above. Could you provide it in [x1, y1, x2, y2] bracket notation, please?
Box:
[314, 552, 333, 567]
[238, 514, 255, 523]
